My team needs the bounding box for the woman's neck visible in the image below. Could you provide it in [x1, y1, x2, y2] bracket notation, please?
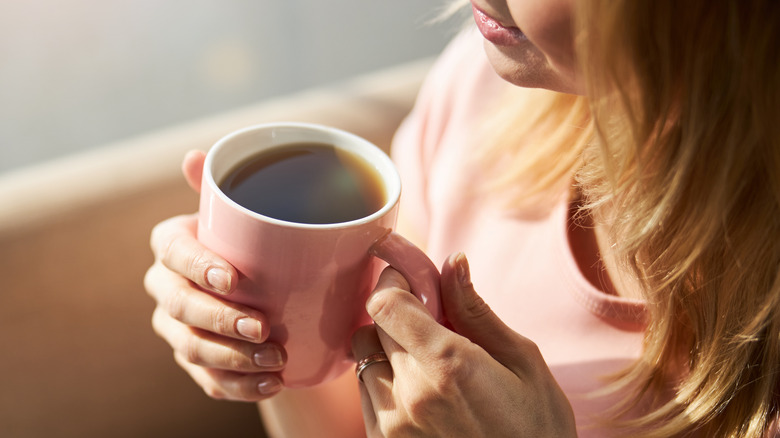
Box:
[567, 200, 643, 300]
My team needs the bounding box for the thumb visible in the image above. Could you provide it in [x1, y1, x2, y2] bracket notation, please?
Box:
[182, 150, 206, 193]
[441, 253, 532, 365]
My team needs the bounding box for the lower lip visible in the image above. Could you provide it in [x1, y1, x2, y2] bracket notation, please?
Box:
[471, 5, 526, 46]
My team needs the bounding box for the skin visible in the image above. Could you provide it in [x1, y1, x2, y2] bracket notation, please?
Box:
[146, 150, 578, 436]
[353, 256, 576, 436]
[145, 0, 588, 435]
[472, 0, 582, 94]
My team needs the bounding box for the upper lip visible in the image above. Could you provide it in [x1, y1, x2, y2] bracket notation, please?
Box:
[470, 1, 518, 30]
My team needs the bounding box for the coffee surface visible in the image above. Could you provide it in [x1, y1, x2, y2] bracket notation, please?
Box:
[219, 142, 386, 224]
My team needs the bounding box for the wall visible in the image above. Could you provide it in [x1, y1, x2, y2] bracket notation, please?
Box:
[0, 0, 456, 172]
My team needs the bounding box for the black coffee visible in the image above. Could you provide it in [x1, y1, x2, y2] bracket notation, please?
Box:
[219, 142, 386, 224]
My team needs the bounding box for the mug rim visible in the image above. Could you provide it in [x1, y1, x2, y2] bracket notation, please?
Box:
[203, 121, 402, 230]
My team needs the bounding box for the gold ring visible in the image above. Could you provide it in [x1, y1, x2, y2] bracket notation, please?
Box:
[355, 351, 390, 382]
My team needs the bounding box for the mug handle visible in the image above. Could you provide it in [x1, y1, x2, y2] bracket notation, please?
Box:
[369, 231, 443, 322]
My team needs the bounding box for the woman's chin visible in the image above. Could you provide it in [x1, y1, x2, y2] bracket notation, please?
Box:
[482, 41, 583, 95]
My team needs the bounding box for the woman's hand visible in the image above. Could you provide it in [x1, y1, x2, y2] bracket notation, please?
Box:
[351, 253, 577, 437]
[143, 150, 287, 401]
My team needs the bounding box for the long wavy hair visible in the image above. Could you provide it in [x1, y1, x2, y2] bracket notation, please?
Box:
[476, 1, 780, 436]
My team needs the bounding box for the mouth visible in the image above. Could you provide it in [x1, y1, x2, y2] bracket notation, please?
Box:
[471, 4, 526, 46]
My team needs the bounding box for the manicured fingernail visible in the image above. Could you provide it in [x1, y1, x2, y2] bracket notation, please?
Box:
[257, 376, 283, 395]
[254, 347, 285, 368]
[455, 252, 470, 286]
[206, 267, 231, 294]
[236, 318, 262, 341]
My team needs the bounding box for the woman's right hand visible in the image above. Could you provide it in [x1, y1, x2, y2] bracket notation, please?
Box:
[143, 151, 287, 401]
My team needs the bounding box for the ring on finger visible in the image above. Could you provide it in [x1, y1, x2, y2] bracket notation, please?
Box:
[355, 351, 390, 382]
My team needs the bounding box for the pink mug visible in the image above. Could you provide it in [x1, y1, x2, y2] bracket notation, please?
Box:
[197, 122, 442, 388]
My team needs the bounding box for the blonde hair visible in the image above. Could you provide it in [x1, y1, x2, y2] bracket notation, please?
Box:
[477, 88, 591, 208]
[482, 1, 780, 436]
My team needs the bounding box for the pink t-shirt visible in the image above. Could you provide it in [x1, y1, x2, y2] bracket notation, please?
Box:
[391, 29, 647, 436]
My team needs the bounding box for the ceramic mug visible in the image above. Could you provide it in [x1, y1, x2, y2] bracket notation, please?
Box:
[197, 122, 442, 388]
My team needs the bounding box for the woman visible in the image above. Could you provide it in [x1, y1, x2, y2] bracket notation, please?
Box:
[144, 0, 780, 436]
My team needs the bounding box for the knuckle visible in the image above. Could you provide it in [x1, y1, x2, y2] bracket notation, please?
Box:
[517, 334, 542, 358]
[235, 388, 256, 402]
[430, 340, 471, 388]
[366, 289, 392, 320]
[464, 293, 492, 320]
[511, 334, 545, 374]
[380, 266, 411, 290]
[226, 349, 250, 371]
[186, 251, 211, 284]
[151, 218, 179, 258]
[142, 265, 158, 298]
[158, 232, 210, 284]
[209, 305, 234, 336]
[203, 385, 226, 400]
[158, 233, 179, 267]
[367, 287, 414, 322]
[149, 221, 166, 253]
[150, 308, 167, 338]
[220, 373, 269, 402]
[150, 215, 194, 255]
[182, 333, 204, 365]
[527, 338, 542, 357]
[404, 390, 446, 424]
[238, 377, 266, 401]
[162, 286, 189, 322]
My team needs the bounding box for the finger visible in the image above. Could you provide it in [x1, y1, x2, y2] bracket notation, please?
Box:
[153, 307, 286, 372]
[149, 214, 237, 295]
[182, 149, 206, 193]
[357, 382, 380, 436]
[351, 325, 393, 410]
[144, 262, 270, 343]
[174, 352, 283, 401]
[366, 267, 451, 362]
[440, 252, 541, 371]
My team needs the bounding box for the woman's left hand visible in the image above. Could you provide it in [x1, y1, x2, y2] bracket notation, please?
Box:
[351, 253, 577, 438]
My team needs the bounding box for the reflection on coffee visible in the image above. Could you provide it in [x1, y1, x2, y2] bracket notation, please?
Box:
[219, 142, 386, 224]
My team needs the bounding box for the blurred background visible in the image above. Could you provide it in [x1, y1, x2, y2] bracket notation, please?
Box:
[0, 0, 456, 173]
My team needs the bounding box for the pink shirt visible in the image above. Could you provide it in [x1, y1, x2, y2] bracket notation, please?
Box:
[391, 29, 647, 436]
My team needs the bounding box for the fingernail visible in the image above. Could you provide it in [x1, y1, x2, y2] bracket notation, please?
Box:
[455, 252, 471, 286]
[206, 267, 231, 294]
[257, 376, 283, 395]
[236, 317, 262, 341]
[254, 347, 285, 368]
